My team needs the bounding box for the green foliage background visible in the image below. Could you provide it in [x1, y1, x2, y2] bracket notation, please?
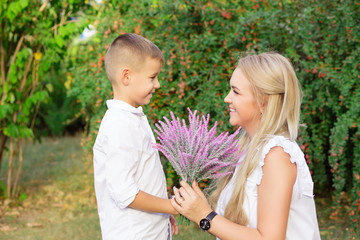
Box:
[68, 0, 359, 235]
[0, 0, 88, 139]
[0, 0, 91, 198]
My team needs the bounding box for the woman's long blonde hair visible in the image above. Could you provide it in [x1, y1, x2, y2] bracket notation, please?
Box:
[209, 52, 302, 225]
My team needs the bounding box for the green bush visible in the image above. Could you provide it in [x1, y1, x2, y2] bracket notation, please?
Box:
[70, 0, 359, 235]
[36, 69, 84, 137]
[0, 0, 90, 198]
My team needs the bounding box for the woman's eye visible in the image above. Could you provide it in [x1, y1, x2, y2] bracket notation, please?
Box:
[233, 89, 239, 95]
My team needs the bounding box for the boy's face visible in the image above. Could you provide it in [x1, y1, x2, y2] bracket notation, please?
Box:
[126, 57, 161, 107]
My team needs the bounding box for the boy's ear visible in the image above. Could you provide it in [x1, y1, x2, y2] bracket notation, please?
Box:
[119, 68, 131, 86]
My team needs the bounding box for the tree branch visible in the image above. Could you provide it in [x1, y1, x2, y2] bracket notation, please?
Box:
[0, 21, 6, 92]
[0, 134, 8, 173]
[6, 30, 17, 65]
[39, 0, 49, 12]
[6, 34, 25, 82]
[7, 137, 14, 198]
[12, 137, 23, 197]
[51, 19, 78, 31]
[20, 54, 33, 93]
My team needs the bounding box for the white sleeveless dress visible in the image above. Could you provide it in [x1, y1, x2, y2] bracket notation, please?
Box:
[216, 136, 321, 240]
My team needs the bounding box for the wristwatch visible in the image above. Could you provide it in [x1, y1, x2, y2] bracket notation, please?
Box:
[199, 211, 217, 231]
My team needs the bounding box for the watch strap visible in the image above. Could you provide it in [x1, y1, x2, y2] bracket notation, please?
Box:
[205, 211, 217, 221]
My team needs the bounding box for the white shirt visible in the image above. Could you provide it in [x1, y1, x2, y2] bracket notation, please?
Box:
[93, 100, 170, 240]
[216, 136, 321, 240]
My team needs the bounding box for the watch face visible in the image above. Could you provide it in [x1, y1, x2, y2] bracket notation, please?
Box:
[200, 219, 210, 231]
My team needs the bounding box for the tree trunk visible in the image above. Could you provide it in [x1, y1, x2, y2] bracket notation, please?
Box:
[12, 140, 23, 197]
[7, 137, 14, 198]
[0, 133, 8, 173]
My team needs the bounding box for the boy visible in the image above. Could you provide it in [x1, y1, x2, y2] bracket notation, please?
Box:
[93, 33, 178, 239]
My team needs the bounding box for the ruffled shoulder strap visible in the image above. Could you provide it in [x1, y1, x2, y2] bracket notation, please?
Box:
[256, 136, 311, 191]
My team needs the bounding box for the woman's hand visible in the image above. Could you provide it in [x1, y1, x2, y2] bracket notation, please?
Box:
[170, 180, 213, 224]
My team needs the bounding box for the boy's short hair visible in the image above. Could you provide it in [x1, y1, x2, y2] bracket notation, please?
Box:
[105, 33, 164, 83]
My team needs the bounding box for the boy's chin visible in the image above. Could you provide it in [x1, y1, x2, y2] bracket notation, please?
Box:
[145, 95, 153, 104]
[139, 99, 151, 106]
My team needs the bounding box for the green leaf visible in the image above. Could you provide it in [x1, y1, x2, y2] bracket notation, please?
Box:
[8, 66, 18, 84]
[19, 127, 33, 138]
[46, 83, 54, 93]
[19, 192, 27, 201]
[0, 104, 12, 119]
[19, 0, 29, 8]
[6, 0, 29, 21]
[9, 92, 15, 103]
[4, 124, 18, 137]
[3, 81, 9, 93]
[54, 35, 65, 48]
[59, 26, 68, 36]
[65, 22, 77, 34]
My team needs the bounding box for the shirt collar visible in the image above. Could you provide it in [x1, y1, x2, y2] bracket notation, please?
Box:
[106, 99, 144, 116]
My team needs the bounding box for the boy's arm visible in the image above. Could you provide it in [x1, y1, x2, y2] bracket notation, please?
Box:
[103, 119, 176, 215]
[129, 190, 177, 215]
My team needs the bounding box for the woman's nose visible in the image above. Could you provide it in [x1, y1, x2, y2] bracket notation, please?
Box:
[224, 91, 231, 103]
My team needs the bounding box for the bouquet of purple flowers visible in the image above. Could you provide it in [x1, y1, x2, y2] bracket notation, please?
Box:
[153, 109, 242, 224]
[153, 108, 242, 182]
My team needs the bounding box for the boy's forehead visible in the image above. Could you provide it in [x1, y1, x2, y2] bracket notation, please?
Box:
[144, 56, 162, 67]
[130, 56, 162, 73]
[146, 57, 162, 72]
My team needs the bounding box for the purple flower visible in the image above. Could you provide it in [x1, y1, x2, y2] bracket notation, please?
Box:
[153, 108, 243, 183]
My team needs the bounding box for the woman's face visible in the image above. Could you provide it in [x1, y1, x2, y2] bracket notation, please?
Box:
[224, 67, 262, 138]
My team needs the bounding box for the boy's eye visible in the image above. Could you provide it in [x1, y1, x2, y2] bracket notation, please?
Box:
[233, 89, 239, 95]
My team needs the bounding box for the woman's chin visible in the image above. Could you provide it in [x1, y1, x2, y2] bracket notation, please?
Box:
[229, 118, 240, 127]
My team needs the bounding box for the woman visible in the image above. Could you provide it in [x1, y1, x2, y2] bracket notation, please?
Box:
[171, 52, 321, 240]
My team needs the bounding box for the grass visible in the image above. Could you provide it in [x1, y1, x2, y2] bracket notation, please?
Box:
[0, 135, 101, 240]
[0, 135, 355, 239]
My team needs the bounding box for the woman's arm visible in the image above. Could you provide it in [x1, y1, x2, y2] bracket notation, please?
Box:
[171, 146, 296, 240]
[171, 182, 262, 240]
[256, 146, 297, 239]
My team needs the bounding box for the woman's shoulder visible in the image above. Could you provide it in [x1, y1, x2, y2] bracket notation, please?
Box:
[261, 135, 304, 165]
[254, 135, 308, 185]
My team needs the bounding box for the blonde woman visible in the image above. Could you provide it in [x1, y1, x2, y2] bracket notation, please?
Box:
[171, 52, 321, 239]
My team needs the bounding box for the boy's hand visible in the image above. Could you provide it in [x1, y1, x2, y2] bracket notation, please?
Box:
[169, 215, 178, 236]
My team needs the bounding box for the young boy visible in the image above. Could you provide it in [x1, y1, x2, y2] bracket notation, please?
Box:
[93, 33, 178, 239]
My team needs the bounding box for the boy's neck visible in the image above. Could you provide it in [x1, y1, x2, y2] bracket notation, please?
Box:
[113, 93, 139, 108]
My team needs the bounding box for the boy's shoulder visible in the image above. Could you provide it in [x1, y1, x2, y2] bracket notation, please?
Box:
[102, 107, 142, 130]
[97, 109, 146, 148]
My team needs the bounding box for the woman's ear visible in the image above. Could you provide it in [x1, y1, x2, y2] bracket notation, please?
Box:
[260, 95, 269, 114]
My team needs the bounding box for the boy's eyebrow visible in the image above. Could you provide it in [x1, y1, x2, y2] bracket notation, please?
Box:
[150, 72, 159, 77]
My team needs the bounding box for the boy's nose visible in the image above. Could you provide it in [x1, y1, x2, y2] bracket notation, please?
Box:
[154, 78, 160, 89]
